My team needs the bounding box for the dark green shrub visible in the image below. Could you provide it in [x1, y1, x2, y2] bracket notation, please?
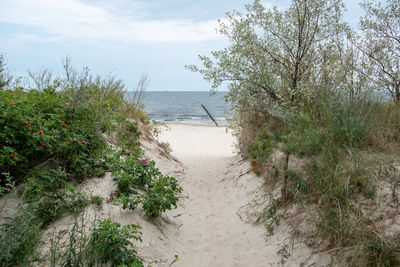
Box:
[0, 88, 108, 184]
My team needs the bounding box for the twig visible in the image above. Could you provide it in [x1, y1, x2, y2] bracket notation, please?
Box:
[173, 211, 188, 218]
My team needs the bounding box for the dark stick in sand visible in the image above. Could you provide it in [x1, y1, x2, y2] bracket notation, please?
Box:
[201, 104, 219, 127]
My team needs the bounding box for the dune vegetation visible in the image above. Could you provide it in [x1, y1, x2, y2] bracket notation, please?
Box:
[0, 57, 182, 266]
[188, 0, 400, 265]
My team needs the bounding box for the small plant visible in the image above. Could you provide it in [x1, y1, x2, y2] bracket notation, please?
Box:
[277, 244, 291, 265]
[257, 196, 282, 235]
[159, 141, 172, 154]
[50, 217, 144, 267]
[113, 155, 182, 218]
[90, 195, 103, 206]
[86, 219, 143, 267]
[112, 156, 155, 194]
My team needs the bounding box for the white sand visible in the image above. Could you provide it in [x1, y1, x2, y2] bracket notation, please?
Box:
[151, 123, 330, 266]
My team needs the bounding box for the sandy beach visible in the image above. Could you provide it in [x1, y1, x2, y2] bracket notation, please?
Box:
[147, 123, 329, 266]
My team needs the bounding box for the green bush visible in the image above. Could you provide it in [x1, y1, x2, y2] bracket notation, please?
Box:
[85, 219, 143, 267]
[0, 88, 107, 184]
[141, 175, 182, 218]
[321, 93, 376, 148]
[113, 156, 155, 194]
[113, 156, 182, 218]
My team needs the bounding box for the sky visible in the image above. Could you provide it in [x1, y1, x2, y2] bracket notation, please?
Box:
[0, 0, 367, 91]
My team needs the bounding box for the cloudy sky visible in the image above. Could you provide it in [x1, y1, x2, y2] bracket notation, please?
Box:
[0, 0, 365, 91]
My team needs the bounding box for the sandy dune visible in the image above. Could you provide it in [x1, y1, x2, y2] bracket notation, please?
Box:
[32, 123, 330, 266]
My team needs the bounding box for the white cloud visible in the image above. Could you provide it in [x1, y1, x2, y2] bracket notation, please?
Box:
[0, 0, 222, 43]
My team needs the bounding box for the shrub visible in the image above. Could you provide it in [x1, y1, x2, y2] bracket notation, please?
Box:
[0, 88, 107, 184]
[51, 217, 143, 267]
[141, 175, 182, 218]
[85, 219, 143, 267]
[23, 168, 88, 225]
[113, 156, 182, 218]
[0, 207, 40, 267]
[113, 156, 156, 195]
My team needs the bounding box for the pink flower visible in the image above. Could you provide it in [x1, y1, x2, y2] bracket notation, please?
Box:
[137, 158, 147, 163]
[65, 102, 71, 106]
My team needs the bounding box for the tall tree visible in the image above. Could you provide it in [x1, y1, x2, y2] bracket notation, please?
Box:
[187, 0, 348, 109]
[187, 0, 348, 201]
[360, 0, 400, 103]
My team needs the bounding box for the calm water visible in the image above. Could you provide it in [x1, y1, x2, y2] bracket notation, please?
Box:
[129, 91, 232, 125]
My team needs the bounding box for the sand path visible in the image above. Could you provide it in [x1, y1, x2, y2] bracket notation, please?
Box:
[158, 124, 271, 266]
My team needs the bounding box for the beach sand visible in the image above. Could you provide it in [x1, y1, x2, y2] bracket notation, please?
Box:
[149, 123, 330, 266]
[32, 123, 330, 266]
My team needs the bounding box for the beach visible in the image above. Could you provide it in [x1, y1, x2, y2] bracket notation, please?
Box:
[141, 123, 329, 266]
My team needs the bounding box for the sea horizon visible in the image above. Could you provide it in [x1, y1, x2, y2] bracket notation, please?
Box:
[126, 91, 232, 126]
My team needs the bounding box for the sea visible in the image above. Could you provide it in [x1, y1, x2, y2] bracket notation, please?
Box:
[131, 91, 232, 126]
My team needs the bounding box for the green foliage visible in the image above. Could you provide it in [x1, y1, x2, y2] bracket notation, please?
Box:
[23, 168, 88, 225]
[0, 207, 40, 267]
[116, 120, 142, 155]
[112, 156, 155, 194]
[141, 175, 182, 218]
[0, 88, 107, 183]
[0, 59, 161, 266]
[257, 196, 282, 236]
[85, 219, 143, 267]
[282, 112, 326, 157]
[113, 156, 182, 219]
[90, 195, 103, 206]
[360, 0, 400, 103]
[248, 129, 275, 175]
[320, 92, 376, 148]
[51, 217, 143, 267]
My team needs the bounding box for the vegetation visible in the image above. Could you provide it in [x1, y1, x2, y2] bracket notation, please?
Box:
[50, 217, 144, 267]
[189, 0, 400, 265]
[0, 58, 181, 266]
[112, 155, 182, 218]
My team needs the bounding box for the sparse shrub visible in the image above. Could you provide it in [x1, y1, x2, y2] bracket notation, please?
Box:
[51, 217, 143, 267]
[116, 120, 142, 156]
[257, 196, 281, 235]
[0, 207, 40, 267]
[23, 168, 88, 225]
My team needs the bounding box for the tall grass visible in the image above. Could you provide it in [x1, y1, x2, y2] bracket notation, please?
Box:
[247, 88, 400, 265]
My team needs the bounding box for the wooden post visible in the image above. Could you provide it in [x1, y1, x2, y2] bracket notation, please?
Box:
[201, 104, 219, 127]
